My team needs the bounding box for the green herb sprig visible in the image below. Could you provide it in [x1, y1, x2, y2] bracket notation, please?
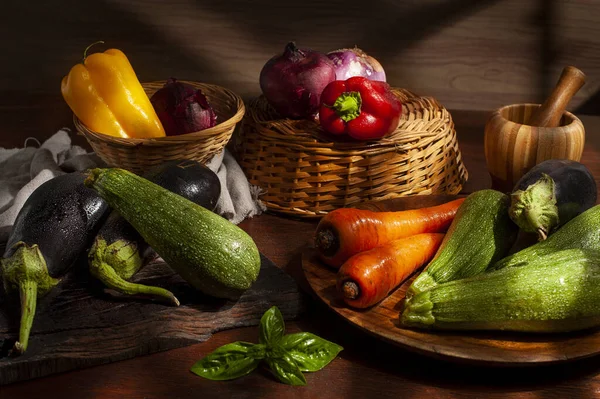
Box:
[190, 306, 343, 386]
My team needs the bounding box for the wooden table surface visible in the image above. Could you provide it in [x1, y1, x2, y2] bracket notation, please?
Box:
[2, 94, 600, 398]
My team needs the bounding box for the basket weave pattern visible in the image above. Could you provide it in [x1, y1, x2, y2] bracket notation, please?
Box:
[75, 81, 245, 174]
[235, 88, 468, 217]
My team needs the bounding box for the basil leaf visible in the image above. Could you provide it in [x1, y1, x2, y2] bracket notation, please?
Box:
[266, 350, 307, 386]
[248, 343, 266, 360]
[259, 306, 285, 345]
[279, 332, 343, 372]
[190, 341, 261, 381]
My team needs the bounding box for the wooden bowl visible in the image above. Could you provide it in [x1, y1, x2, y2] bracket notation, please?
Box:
[484, 103, 585, 192]
[75, 81, 245, 175]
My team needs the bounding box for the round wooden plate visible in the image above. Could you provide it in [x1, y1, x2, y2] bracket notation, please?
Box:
[301, 194, 600, 366]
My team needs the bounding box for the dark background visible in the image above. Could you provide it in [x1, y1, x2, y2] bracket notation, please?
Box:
[2, 0, 599, 119]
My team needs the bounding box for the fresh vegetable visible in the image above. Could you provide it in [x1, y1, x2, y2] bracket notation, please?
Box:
[509, 159, 597, 240]
[406, 190, 518, 299]
[61, 41, 165, 139]
[1, 172, 109, 355]
[85, 168, 260, 299]
[150, 78, 217, 136]
[143, 159, 221, 211]
[315, 198, 465, 268]
[89, 160, 221, 304]
[318, 77, 402, 140]
[492, 204, 600, 271]
[327, 47, 386, 82]
[190, 306, 343, 385]
[337, 233, 444, 309]
[402, 248, 600, 333]
[259, 42, 336, 119]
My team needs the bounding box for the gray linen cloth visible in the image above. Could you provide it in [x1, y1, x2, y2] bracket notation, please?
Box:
[0, 129, 265, 244]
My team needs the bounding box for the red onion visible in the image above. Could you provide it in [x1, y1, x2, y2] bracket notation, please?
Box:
[259, 42, 336, 119]
[327, 47, 386, 82]
[150, 78, 217, 136]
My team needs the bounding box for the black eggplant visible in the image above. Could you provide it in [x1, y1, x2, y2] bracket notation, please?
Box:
[509, 159, 597, 240]
[88, 159, 221, 305]
[1, 172, 109, 355]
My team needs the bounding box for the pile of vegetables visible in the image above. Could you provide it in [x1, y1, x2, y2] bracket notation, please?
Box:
[0, 161, 344, 385]
[314, 198, 465, 308]
[316, 159, 600, 334]
[1, 161, 258, 355]
[61, 43, 217, 139]
[260, 42, 401, 141]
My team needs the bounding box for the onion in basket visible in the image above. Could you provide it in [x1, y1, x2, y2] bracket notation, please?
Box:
[327, 47, 386, 82]
[259, 42, 336, 120]
[150, 78, 217, 136]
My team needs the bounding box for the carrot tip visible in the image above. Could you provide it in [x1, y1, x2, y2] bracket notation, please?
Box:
[342, 281, 360, 300]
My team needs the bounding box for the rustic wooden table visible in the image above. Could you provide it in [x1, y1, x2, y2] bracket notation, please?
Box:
[1, 94, 600, 398]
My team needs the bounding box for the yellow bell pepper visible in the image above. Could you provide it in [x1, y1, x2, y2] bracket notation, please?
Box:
[61, 43, 165, 139]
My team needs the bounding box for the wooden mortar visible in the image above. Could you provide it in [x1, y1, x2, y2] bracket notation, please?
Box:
[484, 66, 586, 192]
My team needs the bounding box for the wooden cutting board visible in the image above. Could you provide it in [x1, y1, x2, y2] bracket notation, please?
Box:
[0, 253, 306, 385]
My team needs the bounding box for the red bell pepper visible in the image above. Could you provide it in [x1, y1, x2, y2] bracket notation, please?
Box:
[318, 76, 402, 140]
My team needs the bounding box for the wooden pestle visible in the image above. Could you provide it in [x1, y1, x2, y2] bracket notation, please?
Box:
[528, 66, 586, 127]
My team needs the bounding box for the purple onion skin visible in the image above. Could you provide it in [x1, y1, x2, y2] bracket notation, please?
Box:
[327, 47, 386, 82]
[150, 78, 217, 136]
[260, 42, 337, 119]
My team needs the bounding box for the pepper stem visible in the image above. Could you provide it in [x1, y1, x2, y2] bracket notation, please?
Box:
[83, 40, 105, 63]
[89, 237, 180, 306]
[331, 92, 362, 122]
[11, 279, 38, 356]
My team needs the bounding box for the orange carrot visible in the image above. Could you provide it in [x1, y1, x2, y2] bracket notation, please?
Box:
[336, 233, 445, 309]
[314, 198, 465, 268]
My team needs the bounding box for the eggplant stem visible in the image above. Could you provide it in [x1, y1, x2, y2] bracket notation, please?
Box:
[525, 208, 548, 242]
[537, 228, 548, 241]
[95, 261, 180, 306]
[11, 279, 38, 356]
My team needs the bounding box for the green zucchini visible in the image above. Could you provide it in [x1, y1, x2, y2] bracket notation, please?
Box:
[401, 248, 600, 333]
[406, 189, 518, 299]
[491, 204, 600, 271]
[85, 168, 261, 299]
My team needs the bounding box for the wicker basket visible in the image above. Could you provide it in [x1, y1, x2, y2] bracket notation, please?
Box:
[235, 88, 468, 217]
[75, 81, 245, 174]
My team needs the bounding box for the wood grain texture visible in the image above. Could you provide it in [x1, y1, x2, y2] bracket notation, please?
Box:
[0, 254, 306, 386]
[2, 0, 600, 114]
[302, 195, 600, 366]
[484, 103, 585, 191]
